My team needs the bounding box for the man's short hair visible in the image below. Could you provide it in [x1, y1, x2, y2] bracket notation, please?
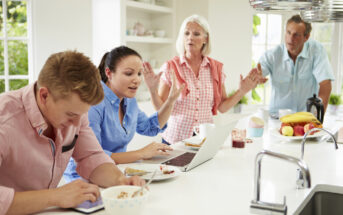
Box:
[37, 50, 104, 105]
[287, 14, 312, 36]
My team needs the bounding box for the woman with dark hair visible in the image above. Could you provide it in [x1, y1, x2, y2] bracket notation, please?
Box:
[64, 46, 183, 182]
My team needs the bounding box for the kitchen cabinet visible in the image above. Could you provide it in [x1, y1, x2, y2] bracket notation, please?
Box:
[92, 0, 176, 101]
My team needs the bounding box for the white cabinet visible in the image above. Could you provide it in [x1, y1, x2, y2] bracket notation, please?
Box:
[92, 0, 176, 101]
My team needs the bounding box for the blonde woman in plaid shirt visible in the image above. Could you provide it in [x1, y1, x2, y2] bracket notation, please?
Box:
[144, 15, 267, 144]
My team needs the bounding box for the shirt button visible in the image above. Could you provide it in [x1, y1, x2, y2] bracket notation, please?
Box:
[196, 88, 199, 90]
[111, 101, 114, 104]
[195, 119, 198, 122]
[195, 108, 198, 111]
[123, 122, 125, 125]
[196, 98, 199, 101]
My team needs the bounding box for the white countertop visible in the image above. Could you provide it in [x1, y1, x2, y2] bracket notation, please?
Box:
[36, 113, 343, 215]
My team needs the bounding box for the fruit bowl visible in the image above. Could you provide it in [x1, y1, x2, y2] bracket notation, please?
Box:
[270, 128, 326, 141]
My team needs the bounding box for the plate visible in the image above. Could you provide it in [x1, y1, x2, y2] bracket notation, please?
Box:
[118, 163, 181, 181]
[181, 136, 204, 150]
[270, 128, 326, 140]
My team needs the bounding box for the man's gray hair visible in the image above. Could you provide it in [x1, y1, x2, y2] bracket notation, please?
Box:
[287, 14, 312, 36]
[176, 14, 212, 56]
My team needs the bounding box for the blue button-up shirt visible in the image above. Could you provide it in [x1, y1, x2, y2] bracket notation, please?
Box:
[63, 81, 166, 182]
[259, 39, 334, 115]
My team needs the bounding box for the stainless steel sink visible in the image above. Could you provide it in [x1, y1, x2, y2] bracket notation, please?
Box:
[294, 184, 343, 215]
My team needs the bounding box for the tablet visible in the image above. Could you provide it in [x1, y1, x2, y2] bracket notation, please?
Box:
[72, 198, 104, 214]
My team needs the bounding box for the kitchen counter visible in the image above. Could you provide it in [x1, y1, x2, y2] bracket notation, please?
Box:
[36, 113, 343, 215]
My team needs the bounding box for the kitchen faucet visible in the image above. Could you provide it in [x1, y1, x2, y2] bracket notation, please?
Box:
[250, 150, 311, 215]
[296, 127, 338, 189]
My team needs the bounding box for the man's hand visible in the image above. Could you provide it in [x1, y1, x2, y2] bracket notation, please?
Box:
[121, 176, 146, 186]
[52, 180, 100, 208]
[139, 142, 173, 159]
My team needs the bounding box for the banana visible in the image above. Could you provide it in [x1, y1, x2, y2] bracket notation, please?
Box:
[280, 112, 321, 124]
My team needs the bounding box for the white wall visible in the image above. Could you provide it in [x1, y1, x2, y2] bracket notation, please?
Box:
[208, 0, 254, 92]
[30, 0, 254, 90]
[31, 0, 93, 80]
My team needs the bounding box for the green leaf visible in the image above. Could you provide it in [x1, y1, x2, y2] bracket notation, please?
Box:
[253, 15, 261, 26]
[251, 88, 261, 102]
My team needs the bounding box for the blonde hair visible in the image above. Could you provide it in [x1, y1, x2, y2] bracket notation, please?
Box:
[37, 50, 104, 105]
[176, 14, 212, 56]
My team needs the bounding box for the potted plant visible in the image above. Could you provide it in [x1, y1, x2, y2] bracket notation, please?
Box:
[328, 94, 341, 115]
[228, 91, 248, 113]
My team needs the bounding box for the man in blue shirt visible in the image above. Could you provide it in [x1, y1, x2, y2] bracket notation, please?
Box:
[259, 15, 334, 116]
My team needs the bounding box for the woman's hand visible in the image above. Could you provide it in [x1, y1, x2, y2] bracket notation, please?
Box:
[143, 62, 162, 94]
[166, 70, 185, 103]
[239, 66, 267, 94]
[139, 142, 173, 159]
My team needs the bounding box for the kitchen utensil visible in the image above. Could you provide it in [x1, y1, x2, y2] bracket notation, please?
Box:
[132, 170, 157, 198]
[306, 94, 324, 123]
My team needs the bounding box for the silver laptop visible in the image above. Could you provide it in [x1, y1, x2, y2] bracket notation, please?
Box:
[144, 120, 238, 172]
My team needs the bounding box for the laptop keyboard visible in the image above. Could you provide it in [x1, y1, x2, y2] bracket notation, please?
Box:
[162, 152, 196, 167]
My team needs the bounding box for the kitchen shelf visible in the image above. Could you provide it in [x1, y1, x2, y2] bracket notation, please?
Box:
[126, 1, 173, 14]
[126, 35, 173, 44]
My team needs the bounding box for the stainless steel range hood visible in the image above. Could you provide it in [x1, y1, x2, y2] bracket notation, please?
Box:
[249, 0, 343, 22]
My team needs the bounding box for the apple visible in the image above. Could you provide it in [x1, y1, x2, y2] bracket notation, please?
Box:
[304, 123, 315, 134]
[281, 126, 294, 136]
[280, 123, 291, 133]
[293, 125, 305, 136]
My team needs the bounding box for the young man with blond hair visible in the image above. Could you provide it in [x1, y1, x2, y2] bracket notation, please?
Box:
[0, 51, 144, 215]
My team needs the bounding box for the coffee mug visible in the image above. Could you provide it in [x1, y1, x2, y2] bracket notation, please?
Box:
[193, 123, 215, 139]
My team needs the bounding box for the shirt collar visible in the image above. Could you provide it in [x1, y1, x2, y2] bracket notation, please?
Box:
[282, 42, 309, 62]
[180, 55, 210, 67]
[101, 81, 126, 106]
[22, 83, 48, 135]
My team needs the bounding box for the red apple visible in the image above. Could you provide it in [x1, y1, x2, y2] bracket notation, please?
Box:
[304, 123, 315, 134]
[293, 125, 305, 136]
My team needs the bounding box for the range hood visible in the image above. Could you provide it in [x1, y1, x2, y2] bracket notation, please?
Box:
[249, 0, 343, 22]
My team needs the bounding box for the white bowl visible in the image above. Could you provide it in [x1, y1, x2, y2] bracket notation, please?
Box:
[154, 30, 166, 38]
[101, 185, 149, 215]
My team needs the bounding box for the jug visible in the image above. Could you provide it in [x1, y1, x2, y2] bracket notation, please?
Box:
[306, 94, 324, 123]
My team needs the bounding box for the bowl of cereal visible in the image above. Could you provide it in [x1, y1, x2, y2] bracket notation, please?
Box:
[101, 185, 149, 215]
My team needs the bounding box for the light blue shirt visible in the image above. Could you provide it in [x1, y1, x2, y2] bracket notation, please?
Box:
[63, 81, 166, 182]
[259, 39, 334, 115]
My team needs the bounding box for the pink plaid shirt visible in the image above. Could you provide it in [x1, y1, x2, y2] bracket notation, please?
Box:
[160, 56, 225, 143]
[0, 84, 114, 215]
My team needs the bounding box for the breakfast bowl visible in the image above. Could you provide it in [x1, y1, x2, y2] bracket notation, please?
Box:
[101, 185, 149, 215]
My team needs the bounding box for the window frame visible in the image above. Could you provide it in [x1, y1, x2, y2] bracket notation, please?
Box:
[0, 0, 33, 92]
[252, 12, 343, 104]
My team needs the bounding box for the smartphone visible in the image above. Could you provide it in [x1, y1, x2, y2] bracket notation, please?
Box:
[72, 198, 104, 214]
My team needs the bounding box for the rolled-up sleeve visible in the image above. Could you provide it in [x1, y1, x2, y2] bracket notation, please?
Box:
[0, 186, 14, 215]
[312, 44, 335, 83]
[73, 115, 114, 180]
[259, 52, 272, 77]
[0, 130, 14, 215]
[136, 110, 167, 136]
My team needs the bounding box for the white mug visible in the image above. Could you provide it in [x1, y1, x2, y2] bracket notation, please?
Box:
[194, 123, 215, 139]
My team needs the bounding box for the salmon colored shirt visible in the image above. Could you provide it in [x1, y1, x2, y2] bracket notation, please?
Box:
[0, 84, 114, 215]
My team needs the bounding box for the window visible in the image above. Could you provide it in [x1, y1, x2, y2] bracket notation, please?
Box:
[252, 13, 282, 105]
[252, 13, 343, 105]
[0, 0, 32, 93]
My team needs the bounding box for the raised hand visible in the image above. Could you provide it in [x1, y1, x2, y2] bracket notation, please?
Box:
[166, 69, 185, 103]
[143, 62, 162, 93]
[52, 179, 100, 208]
[139, 141, 173, 159]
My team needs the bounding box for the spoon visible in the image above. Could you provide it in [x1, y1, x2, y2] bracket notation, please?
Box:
[131, 170, 157, 198]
